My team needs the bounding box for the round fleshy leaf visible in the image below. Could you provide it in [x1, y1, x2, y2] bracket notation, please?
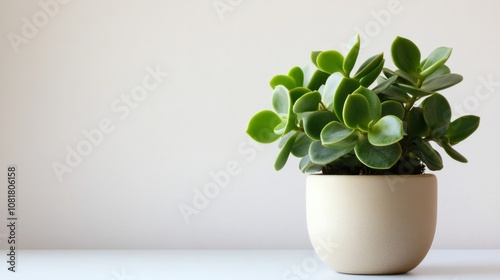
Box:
[270, 75, 296, 90]
[382, 68, 417, 86]
[353, 87, 381, 122]
[394, 70, 418, 85]
[272, 85, 289, 116]
[379, 85, 411, 103]
[288, 66, 304, 88]
[426, 65, 450, 80]
[299, 155, 323, 173]
[311, 51, 322, 67]
[316, 50, 345, 74]
[391, 36, 421, 74]
[246, 110, 282, 143]
[307, 70, 331, 91]
[303, 111, 338, 140]
[321, 72, 343, 108]
[309, 141, 353, 165]
[320, 121, 358, 149]
[274, 133, 298, 170]
[423, 93, 451, 129]
[354, 134, 401, 169]
[422, 73, 463, 92]
[343, 34, 360, 76]
[293, 91, 321, 113]
[421, 47, 452, 77]
[373, 75, 397, 94]
[381, 100, 405, 120]
[439, 140, 467, 163]
[368, 115, 403, 146]
[446, 115, 480, 145]
[343, 93, 371, 131]
[291, 132, 313, 157]
[353, 53, 384, 79]
[407, 107, 430, 137]
[359, 59, 385, 87]
[397, 83, 434, 97]
[410, 138, 443, 170]
[280, 87, 311, 135]
[273, 119, 286, 135]
[332, 78, 360, 120]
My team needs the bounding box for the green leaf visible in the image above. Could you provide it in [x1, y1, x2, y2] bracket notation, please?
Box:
[311, 51, 322, 67]
[316, 50, 345, 74]
[439, 140, 468, 163]
[396, 83, 434, 97]
[332, 77, 360, 121]
[270, 75, 296, 90]
[272, 85, 289, 116]
[309, 141, 353, 165]
[354, 134, 401, 169]
[353, 53, 384, 79]
[368, 115, 403, 146]
[282, 87, 311, 135]
[410, 138, 443, 170]
[343, 34, 360, 76]
[395, 70, 419, 85]
[383, 68, 417, 86]
[320, 121, 358, 149]
[291, 132, 313, 157]
[422, 73, 463, 92]
[359, 59, 385, 87]
[391, 36, 421, 74]
[446, 115, 480, 145]
[307, 70, 331, 91]
[373, 75, 397, 94]
[247, 110, 282, 143]
[293, 91, 321, 113]
[407, 107, 430, 137]
[278, 130, 294, 148]
[379, 85, 411, 102]
[303, 111, 338, 140]
[321, 72, 343, 108]
[423, 93, 451, 129]
[289, 87, 311, 101]
[288, 66, 304, 88]
[275, 132, 298, 170]
[353, 87, 381, 122]
[299, 155, 323, 173]
[421, 47, 452, 77]
[343, 93, 371, 131]
[426, 65, 451, 80]
[381, 100, 405, 120]
[273, 119, 286, 134]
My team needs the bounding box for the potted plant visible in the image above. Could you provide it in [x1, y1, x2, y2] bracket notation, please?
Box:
[246, 35, 480, 274]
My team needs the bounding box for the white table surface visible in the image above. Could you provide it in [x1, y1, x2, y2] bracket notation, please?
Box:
[0, 250, 499, 279]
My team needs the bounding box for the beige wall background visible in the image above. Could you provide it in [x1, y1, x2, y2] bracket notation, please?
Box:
[0, 0, 499, 249]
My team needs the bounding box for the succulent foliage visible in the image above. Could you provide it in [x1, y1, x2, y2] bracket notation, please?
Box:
[247, 35, 480, 175]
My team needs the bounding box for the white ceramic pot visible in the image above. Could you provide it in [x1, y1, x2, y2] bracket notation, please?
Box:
[306, 174, 437, 274]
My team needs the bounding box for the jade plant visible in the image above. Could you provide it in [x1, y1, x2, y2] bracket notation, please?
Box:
[246, 35, 480, 175]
